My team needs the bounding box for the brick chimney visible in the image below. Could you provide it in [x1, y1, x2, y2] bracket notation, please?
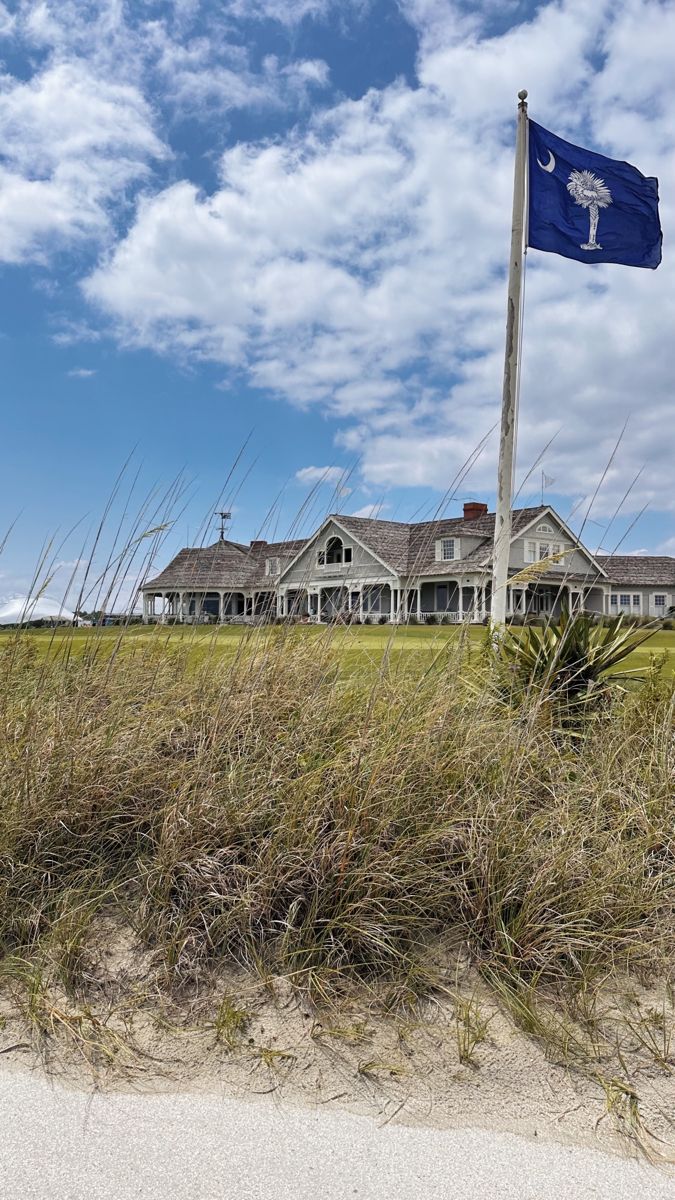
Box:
[463, 502, 488, 522]
[250, 540, 268, 550]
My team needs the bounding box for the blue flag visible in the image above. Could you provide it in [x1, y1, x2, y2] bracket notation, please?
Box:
[528, 121, 662, 269]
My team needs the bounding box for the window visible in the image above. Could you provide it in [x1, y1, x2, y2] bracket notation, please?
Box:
[317, 550, 325, 566]
[265, 557, 280, 576]
[527, 538, 565, 563]
[610, 594, 618, 607]
[655, 594, 666, 608]
[632, 595, 641, 608]
[620, 594, 630, 607]
[344, 546, 353, 564]
[326, 536, 343, 564]
[537, 523, 554, 533]
[441, 538, 456, 561]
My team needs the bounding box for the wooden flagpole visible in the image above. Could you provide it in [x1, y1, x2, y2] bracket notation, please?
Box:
[491, 89, 529, 629]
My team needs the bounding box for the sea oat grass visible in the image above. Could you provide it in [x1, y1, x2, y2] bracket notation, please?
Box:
[0, 628, 673, 1042]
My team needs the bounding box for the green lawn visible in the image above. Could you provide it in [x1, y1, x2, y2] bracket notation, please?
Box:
[2, 622, 674, 677]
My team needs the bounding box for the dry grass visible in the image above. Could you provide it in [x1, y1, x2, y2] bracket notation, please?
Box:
[0, 624, 673, 1099]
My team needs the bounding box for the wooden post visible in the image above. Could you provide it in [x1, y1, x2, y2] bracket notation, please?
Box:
[491, 89, 529, 630]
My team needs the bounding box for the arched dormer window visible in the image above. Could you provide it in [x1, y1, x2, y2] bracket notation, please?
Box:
[317, 535, 353, 567]
[326, 536, 343, 564]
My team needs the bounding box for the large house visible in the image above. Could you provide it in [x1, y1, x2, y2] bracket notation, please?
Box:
[141, 503, 675, 624]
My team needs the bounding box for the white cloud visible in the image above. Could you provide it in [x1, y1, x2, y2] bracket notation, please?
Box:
[350, 502, 388, 518]
[0, 2, 15, 36]
[82, 0, 675, 519]
[0, 61, 165, 263]
[67, 367, 97, 378]
[4, 0, 675, 527]
[295, 465, 345, 485]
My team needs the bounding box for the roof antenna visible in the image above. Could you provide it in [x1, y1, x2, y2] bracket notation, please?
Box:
[215, 511, 231, 542]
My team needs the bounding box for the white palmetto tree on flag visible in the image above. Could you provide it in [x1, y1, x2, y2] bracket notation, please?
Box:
[567, 169, 612, 250]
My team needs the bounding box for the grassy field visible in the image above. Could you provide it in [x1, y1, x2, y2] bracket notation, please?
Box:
[2, 621, 674, 678]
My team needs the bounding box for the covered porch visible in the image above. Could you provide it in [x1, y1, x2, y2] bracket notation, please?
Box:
[142, 589, 274, 623]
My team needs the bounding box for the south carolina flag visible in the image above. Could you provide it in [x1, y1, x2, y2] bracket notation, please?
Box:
[528, 121, 662, 269]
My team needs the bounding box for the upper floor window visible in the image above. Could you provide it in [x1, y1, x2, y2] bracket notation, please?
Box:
[326, 535, 343, 564]
[317, 536, 353, 567]
[537, 522, 554, 534]
[439, 538, 457, 561]
[265, 557, 280, 576]
[525, 539, 564, 563]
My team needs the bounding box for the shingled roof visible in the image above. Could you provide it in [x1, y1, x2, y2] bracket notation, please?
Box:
[596, 555, 675, 587]
[336, 506, 549, 576]
[145, 537, 308, 591]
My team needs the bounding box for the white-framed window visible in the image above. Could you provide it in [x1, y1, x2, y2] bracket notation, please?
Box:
[632, 595, 641, 608]
[317, 536, 352, 567]
[265, 557, 280, 576]
[610, 594, 618, 607]
[526, 539, 564, 563]
[438, 538, 457, 561]
[654, 594, 666, 608]
[620, 594, 630, 607]
[537, 522, 554, 533]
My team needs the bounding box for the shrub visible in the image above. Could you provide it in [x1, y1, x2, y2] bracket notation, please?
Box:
[495, 610, 657, 714]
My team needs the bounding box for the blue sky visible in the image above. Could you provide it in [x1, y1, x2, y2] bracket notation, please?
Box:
[1, 0, 674, 606]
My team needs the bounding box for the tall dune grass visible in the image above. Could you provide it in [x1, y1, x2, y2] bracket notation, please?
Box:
[1, 624, 673, 1016]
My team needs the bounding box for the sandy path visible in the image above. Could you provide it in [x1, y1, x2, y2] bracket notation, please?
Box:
[2, 1066, 673, 1200]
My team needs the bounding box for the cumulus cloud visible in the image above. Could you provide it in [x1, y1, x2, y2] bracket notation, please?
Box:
[0, 2, 332, 264]
[3, 0, 675, 528]
[0, 61, 165, 263]
[350, 502, 388, 518]
[295, 465, 346, 485]
[81, 0, 675, 519]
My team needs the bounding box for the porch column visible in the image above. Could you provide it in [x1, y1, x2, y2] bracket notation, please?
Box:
[142, 593, 150, 623]
[458, 578, 464, 621]
[472, 584, 478, 622]
[416, 588, 421, 619]
[178, 591, 185, 623]
[160, 591, 168, 624]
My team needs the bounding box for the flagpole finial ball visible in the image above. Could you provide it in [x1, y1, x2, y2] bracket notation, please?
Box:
[518, 89, 528, 100]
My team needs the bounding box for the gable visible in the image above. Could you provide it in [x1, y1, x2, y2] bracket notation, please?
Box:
[514, 509, 606, 577]
[280, 517, 397, 586]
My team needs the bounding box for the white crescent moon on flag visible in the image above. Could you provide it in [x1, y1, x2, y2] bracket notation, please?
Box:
[537, 150, 556, 172]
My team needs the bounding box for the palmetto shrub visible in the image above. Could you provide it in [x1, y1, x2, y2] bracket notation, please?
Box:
[495, 610, 657, 713]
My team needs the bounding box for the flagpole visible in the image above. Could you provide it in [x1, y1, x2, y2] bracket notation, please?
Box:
[491, 89, 529, 630]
